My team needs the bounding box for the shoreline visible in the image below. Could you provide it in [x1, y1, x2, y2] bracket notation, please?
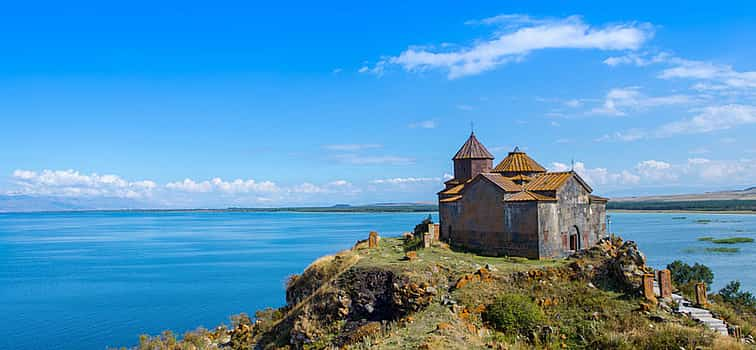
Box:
[609, 209, 756, 215]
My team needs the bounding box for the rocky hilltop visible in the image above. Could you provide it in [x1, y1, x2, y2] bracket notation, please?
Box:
[130, 234, 754, 350]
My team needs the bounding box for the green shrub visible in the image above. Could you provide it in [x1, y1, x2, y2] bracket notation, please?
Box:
[697, 236, 714, 241]
[719, 281, 756, 309]
[483, 293, 544, 336]
[666, 260, 714, 287]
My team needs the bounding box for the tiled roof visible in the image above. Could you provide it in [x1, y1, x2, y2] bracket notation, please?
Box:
[492, 149, 546, 173]
[440, 195, 462, 203]
[504, 191, 557, 202]
[453, 132, 494, 160]
[439, 183, 465, 195]
[524, 172, 572, 191]
[480, 173, 521, 192]
[525, 171, 593, 192]
[504, 174, 534, 182]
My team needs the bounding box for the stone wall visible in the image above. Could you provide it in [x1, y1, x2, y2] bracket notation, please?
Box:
[453, 158, 492, 181]
[589, 201, 608, 241]
[441, 178, 540, 258]
[537, 202, 560, 258]
[538, 176, 606, 258]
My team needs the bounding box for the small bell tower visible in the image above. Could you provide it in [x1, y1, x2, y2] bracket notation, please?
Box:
[452, 132, 494, 182]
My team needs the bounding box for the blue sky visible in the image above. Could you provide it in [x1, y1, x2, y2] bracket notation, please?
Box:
[1, 1, 755, 208]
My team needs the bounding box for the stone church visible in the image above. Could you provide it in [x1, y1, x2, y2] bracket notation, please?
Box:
[438, 133, 608, 259]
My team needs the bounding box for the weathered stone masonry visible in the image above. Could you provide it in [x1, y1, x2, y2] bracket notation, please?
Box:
[438, 133, 608, 259]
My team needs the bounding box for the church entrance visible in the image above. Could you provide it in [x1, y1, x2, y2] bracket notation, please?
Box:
[569, 226, 581, 251]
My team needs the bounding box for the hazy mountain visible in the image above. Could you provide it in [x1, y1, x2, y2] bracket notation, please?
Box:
[0, 195, 149, 213]
[612, 187, 756, 202]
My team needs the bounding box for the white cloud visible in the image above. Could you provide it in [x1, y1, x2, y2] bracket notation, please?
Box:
[372, 15, 652, 79]
[564, 99, 583, 108]
[370, 177, 441, 185]
[322, 144, 383, 151]
[635, 160, 677, 181]
[603, 52, 670, 67]
[465, 14, 550, 27]
[408, 120, 437, 129]
[659, 59, 756, 89]
[358, 61, 386, 76]
[165, 178, 213, 193]
[166, 177, 280, 194]
[551, 158, 756, 191]
[328, 180, 350, 187]
[595, 128, 647, 142]
[11, 169, 157, 199]
[550, 162, 640, 187]
[656, 104, 756, 136]
[589, 87, 692, 116]
[290, 182, 324, 194]
[603, 52, 756, 91]
[597, 104, 756, 142]
[331, 154, 415, 165]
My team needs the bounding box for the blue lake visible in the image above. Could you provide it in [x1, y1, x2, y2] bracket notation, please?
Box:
[0, 211, 754, 350]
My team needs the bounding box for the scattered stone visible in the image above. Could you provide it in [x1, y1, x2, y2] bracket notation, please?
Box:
[695, 282, 707, 306]
[642, 274, 658, 304]
[368, 231, 380, 248]
[436, 322, 453, 331]
[658, 269, 672, 299]
[466, 322, 477, 334]
[454, 267, 493, 289]
[638, 301, 654, 312]
[442, 298, 456, 306]
[485, 263, 498, 272]
[422, 232, 432, 248]
[473, 304, 486, 313]
[429, 223, 440, 241]
[404, 251, 418, 261]
[729, 325, 742, 339]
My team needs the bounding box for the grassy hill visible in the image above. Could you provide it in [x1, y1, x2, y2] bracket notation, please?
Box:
[127, 236, 753, 349]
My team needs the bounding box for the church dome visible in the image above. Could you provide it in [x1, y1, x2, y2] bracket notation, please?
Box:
[492, 147, 546, 174]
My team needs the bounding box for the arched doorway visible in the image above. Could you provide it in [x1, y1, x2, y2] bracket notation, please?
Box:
[569, 225, 581, 251]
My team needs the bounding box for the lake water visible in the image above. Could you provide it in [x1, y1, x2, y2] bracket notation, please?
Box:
[0, 211, 754, 350]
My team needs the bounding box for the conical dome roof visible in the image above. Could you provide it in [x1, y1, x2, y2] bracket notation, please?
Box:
[492, 147, 546, 173]
[453, 132, 494, 160]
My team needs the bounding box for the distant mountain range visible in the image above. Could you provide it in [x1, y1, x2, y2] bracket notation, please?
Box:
[611, 187, 756, 202]
[3, 188, 756, 213]
[0, 195, 148, 213]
